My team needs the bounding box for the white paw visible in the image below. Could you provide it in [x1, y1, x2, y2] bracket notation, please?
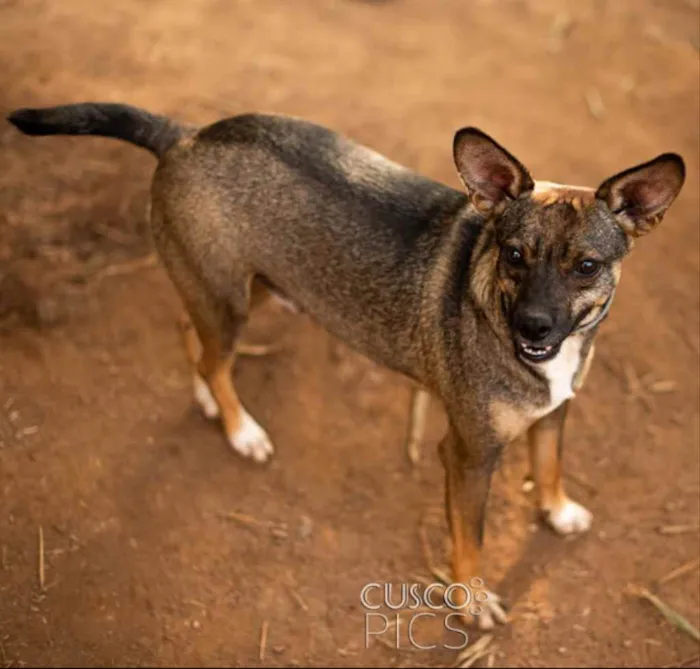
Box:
[474, 590, 509, 630]
[228, 412, 274, 463]
[546, 499, 593, 535]
[194, 375, 219, 419]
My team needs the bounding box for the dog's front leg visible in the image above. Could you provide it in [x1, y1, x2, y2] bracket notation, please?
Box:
[438, 426, 508, 630]
[527, 401, 592, 534]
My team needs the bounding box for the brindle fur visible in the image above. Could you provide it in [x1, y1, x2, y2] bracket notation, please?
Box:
[7, 103, 685, 628]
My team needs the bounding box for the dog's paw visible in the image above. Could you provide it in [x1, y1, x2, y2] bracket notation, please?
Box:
[194, 375, 219, 419]
[228, 412, 274, 463]
[546, 499, 593, 535]
[473, 590, 509, 630]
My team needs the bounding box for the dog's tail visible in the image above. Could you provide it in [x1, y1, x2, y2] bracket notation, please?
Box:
[7, 103, 184, 158]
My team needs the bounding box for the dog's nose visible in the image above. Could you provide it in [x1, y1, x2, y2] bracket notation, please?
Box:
[515, 308, 553, 342]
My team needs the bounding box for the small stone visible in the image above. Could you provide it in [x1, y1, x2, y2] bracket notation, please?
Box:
[623, 640, 632, 648]
[299, 515, 313, 541]
[558, 647, 567, 655]
[271, 526, 288, 540]
[192, 619, 201, 630]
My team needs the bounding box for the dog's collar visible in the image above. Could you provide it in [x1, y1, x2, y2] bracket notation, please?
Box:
[572, 289, 616, 334]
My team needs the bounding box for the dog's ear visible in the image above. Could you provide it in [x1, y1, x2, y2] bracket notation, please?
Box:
[595, 153, 685, 237]
[453, 127, 534, 213]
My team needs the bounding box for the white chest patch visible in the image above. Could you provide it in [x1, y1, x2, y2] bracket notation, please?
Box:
[491, 336, 586, 443]
[535, 335, 583, 416]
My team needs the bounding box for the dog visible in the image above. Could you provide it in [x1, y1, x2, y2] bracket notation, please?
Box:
[7, 103, 685, 628]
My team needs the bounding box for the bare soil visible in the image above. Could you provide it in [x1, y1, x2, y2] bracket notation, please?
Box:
[0, 0, 698, 666]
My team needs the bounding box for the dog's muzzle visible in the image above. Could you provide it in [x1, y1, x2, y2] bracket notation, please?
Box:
[503, 289, 616, 365]
[502, 293, 562, 363]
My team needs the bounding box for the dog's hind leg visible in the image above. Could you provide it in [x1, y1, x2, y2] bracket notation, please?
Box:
[179, 314, 220, 419]
[179, 279, 280, 377]
[160, 237, 273, 462]
[193, 308, 274, 463]
[177, 278, 283, 420]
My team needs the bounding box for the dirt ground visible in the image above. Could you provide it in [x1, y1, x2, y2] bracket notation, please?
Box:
[0, 0, 699, 666]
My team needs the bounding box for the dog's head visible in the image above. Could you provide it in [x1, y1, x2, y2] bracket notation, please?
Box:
[453, 128, 685, 364]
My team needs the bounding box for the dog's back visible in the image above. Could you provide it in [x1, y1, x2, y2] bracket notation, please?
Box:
[153, 112, 468, 376]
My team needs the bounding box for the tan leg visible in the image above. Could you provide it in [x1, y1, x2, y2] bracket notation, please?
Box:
[192, 315, 273, 463]
[152, 208, 274, 461]
[178, 281, 281, 418]
[528, 401, 592, 534]
[196, 333, 240, 433]
[172, 283, 273, 462]
[439, 430, 508, 630]
[179, 313, 220, 419]
[179, 281, 279, 366]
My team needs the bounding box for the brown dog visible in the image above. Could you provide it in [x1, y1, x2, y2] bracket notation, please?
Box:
[8, 103, 685, 628]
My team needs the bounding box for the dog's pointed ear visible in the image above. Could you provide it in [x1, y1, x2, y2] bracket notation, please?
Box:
[453, 128, 534, 213]
[595, 153, 685, 237]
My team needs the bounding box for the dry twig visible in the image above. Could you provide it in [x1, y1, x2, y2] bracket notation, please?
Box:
[584, 88, 605, 119]
[454, 634, 493, 668]
[658, 525, 699, 536]
[259, 620, 269, 662]
[658, 559, 700, 586]
[406, 388, 430, 467]
[626, 584, 700, 642]
[38, 527, 45, 590]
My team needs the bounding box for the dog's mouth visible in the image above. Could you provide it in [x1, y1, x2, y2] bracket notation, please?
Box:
[516, 340, 561, 363]
[501, 294, 564, 364]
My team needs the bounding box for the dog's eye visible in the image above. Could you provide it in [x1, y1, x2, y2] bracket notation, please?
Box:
[504, 246, 524, 267]
[575, 258, 601, 277]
